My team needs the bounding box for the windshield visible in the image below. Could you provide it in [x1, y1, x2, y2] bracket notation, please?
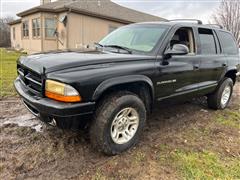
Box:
[99, 24, 169, 53]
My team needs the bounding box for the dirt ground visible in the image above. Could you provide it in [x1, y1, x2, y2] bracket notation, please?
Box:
[0, 83, 239, 179]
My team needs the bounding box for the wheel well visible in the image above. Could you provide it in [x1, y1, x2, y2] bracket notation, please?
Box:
[96, 82, 153, 113]
[225, 70, 237, 84]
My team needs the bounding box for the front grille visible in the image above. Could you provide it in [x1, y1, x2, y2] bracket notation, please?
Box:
[17, 65, 43, 96]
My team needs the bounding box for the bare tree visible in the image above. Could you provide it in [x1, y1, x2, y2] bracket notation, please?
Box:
[0, 17, 15, 47]
[212, 0, 240, 46]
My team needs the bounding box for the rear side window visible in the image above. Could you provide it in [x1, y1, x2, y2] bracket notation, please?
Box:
[218, 31, 238, 55]
[198, 28, 217, 55]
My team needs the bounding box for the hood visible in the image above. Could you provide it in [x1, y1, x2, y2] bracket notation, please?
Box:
[19, 51, 152, 74]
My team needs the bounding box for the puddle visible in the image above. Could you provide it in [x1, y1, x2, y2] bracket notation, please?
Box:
[1, 114, 43, 132]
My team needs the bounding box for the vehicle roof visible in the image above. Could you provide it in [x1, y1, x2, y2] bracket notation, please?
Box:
[134, 21, 231, 33]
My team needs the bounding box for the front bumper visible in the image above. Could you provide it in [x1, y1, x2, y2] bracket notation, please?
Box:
[14, 77, 95, 119]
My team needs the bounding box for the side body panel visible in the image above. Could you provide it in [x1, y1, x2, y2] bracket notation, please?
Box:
[216, 30, 240, 79]
[195, 28, 226, 95]
[154, 25, 201, 100]
[47, 58, 158, 102]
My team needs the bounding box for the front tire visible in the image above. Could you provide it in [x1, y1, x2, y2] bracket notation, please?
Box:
[207, 78, 233, 110]
[90, 91, 146, 155]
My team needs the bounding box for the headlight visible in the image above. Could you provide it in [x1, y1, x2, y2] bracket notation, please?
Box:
[45, 80, 81, 102]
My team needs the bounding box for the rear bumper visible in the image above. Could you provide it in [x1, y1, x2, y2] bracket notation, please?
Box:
[14, 77, 95, 119]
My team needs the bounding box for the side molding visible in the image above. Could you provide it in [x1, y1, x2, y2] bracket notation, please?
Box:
[92, 75, 154, 101]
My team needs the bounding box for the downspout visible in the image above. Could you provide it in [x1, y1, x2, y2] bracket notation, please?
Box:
[40, 13, 44, 52]
[66, 8, 72, 49]
[82, 12, 84, 47]
[56, 15, 59, 50]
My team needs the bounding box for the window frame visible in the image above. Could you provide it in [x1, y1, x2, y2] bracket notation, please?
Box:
[217, 30, 238, 55]
[32, 18, 41, 38]
[165, 26, 197, 55]
[212, 30, 222, 54]
[22, 20, 29, 38]
[44, 18, 56, 39]
[198, 28, 218, 55]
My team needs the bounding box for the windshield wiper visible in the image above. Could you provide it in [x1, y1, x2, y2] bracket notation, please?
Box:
[94, 42, 104, 48]
[104, 45, 132, 54]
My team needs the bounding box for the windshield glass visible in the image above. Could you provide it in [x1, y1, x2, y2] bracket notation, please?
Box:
[99, 24, 169, 53]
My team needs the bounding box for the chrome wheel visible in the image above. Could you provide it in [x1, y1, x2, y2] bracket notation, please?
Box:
[110, 107, 139, 144]
[221, 85, 231, 106]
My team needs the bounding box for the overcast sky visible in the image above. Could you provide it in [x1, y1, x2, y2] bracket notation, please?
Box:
[1, 0, 221, 23]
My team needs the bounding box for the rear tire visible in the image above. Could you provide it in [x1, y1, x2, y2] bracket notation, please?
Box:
[207, 78, 233, 110]
[90, 91, 146, 155]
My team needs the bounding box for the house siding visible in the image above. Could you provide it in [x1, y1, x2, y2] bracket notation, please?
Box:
[10, 12, 125, 54]
[21, 13, 42, 54]
[10, 12, 131, 54]
[11, 23, 22, 50]
[42, 12, 58, 52]
[68, 13, 125, 49]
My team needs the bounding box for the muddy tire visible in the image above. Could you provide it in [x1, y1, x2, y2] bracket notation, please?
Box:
[90, 91, 146, 155]
[207, 78, 233, 110]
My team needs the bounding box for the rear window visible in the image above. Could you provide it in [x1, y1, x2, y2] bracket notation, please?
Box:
[198, 28, 217, 55]
[218, 31, 238, 55]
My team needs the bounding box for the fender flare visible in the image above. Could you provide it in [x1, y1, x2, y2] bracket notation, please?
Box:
[226, 66, 238, 72]
[92, 75, 155, 101]
[220, 67, 237, 80]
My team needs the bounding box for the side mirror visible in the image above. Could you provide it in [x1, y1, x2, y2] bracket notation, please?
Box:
[164, 44, 189, 57]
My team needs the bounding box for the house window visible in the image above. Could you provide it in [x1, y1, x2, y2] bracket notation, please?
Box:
[22, 21, 29, 37]
[32, 18, 41, 38]
[45, 18, 56, 38]
[13, 27, 16, 40]
[109, 26, 118, 33]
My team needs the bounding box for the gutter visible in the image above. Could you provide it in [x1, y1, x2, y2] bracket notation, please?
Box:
[8, 19, 22, 25]
[16, 5, 165, 24]
[68, 7, 134, 24]
[17, 7, 67, 17]
[17, 6, 135, 24]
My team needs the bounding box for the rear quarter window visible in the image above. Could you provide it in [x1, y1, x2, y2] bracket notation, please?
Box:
[218, 31, 238, 55]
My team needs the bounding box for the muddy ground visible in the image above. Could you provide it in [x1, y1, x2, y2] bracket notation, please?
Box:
[0, 84, 239, 179]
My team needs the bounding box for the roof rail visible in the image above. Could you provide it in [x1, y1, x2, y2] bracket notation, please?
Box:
[169, 19, 203, 25]
[205, 24, 223, 29]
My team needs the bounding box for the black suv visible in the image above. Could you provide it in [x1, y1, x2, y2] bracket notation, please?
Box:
[15, 20, 240, 155]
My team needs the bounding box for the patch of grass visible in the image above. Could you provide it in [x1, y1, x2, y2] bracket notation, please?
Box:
[171, 150, 240, 179]
[215, 109, 240, 129]
[0, 48, 24, 97]
[92, 168, 107, 180]
[0, 163, 5, 173]
[134, 151, 146, 163]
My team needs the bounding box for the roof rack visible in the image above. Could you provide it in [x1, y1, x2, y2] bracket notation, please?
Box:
[205, 24, 223, 29]
[169, 19, 203, 25]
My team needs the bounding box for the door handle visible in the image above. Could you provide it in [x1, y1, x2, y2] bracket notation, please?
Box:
[193, 65, 199, 70]
[222, 63, 227, 67]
